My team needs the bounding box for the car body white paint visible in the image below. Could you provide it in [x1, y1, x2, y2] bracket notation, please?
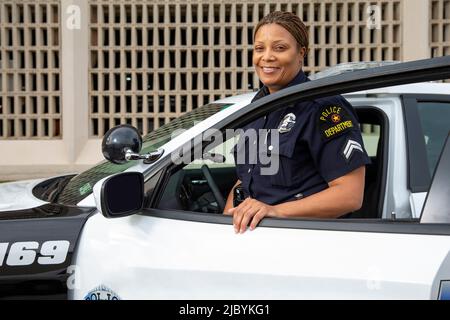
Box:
[70, 213, 450, 299]
[0, 179, 49, 211]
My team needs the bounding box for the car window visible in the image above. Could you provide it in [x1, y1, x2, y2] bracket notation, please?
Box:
[55, 103, 232, 205]
[158, 134, 238, 213]
[184, 135, 238, 169]
[416, 101, 450, 176]
[360, 124, 380, 157]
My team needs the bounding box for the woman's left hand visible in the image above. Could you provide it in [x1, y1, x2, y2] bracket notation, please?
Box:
[226, 198, 278, 233]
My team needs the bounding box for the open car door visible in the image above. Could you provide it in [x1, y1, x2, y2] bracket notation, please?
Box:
[71, 56, 450, 300]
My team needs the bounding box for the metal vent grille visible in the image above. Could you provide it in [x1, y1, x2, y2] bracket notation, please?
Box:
[88, 0, 403, 138]
[0, 1, 61, 139]
[431, 0, 450, 58]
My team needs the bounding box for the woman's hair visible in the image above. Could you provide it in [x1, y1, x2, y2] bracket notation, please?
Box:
[254, 11, 309, 53]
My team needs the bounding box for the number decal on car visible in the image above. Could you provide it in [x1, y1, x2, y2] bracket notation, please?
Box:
[0, 241, 70, 266]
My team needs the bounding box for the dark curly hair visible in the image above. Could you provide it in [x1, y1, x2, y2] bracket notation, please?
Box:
[254, 11, 309, 53]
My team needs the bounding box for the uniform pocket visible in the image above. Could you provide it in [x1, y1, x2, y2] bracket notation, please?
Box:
[265, 142, 300, 187]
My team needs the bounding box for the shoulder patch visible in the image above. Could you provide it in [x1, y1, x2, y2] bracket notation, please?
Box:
[342, 138, 363, 162]
[317, 105, 354, 140]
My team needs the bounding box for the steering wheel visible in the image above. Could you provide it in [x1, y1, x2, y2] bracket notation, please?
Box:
[201, 164, 226, 212]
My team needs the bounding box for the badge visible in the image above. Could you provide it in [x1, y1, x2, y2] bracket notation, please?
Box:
[278, 113, 296, 133]
[317, 105, 354, 140]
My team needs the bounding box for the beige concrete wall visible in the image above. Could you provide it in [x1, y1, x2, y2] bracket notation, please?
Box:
[0, 0, 447, 180]
[402, 0, 430, 61]
[0, 140, 101, 180]
[61, 0, 90, 163]
[431, 0, 450, 57]
[0, 0, 103, 180]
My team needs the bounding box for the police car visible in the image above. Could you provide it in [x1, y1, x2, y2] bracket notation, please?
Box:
[1, 56, 450, 300]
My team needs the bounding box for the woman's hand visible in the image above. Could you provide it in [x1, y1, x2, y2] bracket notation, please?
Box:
[226, 198, 278, 233]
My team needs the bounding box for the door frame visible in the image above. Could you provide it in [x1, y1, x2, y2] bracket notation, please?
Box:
[140, 56, 450, 235]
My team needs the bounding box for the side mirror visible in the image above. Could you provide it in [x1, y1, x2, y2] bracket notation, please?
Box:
[102, 125, 164, 164]
[93, 172, 144, 218]
[102, 125, 142, 164]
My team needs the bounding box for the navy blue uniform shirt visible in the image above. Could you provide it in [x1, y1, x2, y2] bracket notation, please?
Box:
[233, 70, 371, 205]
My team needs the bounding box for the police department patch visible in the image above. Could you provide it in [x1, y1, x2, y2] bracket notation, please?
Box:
[317, 105, 354, 140]
[84, 285, 121, 300]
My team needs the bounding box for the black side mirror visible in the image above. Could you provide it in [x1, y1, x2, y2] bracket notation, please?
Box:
[102, 125, 142, 164]
[102, 125, 164, 164]
[94, 172, 144, 218]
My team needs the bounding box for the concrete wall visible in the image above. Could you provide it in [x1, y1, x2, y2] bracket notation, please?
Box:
[0, 0, 445, 180]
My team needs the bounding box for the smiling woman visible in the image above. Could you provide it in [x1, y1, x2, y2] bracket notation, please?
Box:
[223, 11, 371, 232]
[252, 13, 308, 93]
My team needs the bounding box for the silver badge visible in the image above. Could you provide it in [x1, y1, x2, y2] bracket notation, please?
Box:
[278, 113, 296, 133]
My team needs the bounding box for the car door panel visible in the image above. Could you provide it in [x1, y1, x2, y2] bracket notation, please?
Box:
[71, 213, 450, 299]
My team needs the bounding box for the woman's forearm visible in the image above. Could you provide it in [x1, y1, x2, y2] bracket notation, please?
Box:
[273, 186, 360, 218]
[273, 167, 365, 218]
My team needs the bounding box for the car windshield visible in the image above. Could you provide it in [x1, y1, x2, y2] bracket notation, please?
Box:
[54, 103, 232, 205]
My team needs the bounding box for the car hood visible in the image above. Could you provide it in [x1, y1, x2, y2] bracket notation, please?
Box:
[0, 179, 48, 212]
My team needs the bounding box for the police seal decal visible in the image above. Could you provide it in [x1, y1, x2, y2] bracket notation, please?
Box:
[84, 285, 121, 300]
[317, 105, 354, 140]
[278, 113, 296, 133]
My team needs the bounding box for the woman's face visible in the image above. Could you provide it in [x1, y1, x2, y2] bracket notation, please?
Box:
[253, 23, 306, 93]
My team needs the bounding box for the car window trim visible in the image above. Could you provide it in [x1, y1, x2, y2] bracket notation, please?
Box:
[402, 94, 450, 193]
[138, 208, 450, 236]
[354, 106, 390, 218]
[420, 133, 450, 223]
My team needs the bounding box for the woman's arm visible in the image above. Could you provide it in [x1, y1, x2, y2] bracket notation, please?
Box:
[274, 166, 365, 218]
[223, 179, 241, 214]
[229, 166, 365, 233]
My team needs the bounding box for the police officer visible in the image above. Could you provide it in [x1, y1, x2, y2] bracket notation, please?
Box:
[223, 11, 371, 233]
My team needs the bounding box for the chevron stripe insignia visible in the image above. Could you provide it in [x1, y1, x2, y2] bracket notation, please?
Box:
[343, 139, 363, 161]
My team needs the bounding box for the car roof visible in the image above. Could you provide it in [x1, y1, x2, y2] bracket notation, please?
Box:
[347, 82, 450, 96]
[214, 92, 256, 104]
[213, 82, 450, 105]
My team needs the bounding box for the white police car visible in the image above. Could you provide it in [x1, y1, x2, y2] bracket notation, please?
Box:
[1, 56, 450, 300]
